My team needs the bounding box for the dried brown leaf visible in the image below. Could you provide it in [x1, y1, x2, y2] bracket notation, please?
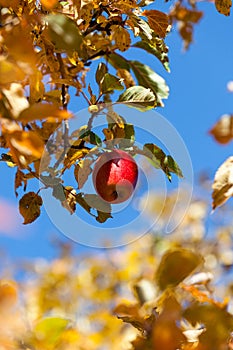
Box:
[215, 0, 232, 15]
[19, 192, 42, 224]
[142, 10, 170, 38]
[14, 168, 27, 197]
[209, 114, 233, 144]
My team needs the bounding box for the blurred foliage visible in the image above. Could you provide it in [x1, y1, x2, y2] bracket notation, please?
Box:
[1, 191, 233, 349]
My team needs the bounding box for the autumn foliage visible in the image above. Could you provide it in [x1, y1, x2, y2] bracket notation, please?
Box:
[1, 0, 233, 349]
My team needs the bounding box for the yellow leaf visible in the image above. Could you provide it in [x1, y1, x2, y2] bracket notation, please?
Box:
[18, 103, 71, 123]
[2, 83, 29, 118]
[5, 130, 44, 167]
[0, 60, 25, 86]
[117, 69, 135, 88]
[103, 128, 114, 140]
[19, 192, 43, 224]
[215, 0, 232, 15]
[112, 26, 131, 52]
[64, 145, 90, 170]
[2, 22, 37, 69]
[41, 0, 58, 9]
[142, 10, 170, 38]
[212, 157, 233, 210]
[156, 248, 203, 290]
[29, 71, 45, 104]
[209, 114, 233, 144]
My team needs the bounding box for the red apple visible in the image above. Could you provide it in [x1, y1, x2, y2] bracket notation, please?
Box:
[92, 149, 138, 204]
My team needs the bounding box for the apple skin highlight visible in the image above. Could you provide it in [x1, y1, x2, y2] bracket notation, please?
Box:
[92, 149, 138, 204]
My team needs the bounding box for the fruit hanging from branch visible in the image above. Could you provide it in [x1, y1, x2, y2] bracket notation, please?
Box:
[92, 149, 138, 204]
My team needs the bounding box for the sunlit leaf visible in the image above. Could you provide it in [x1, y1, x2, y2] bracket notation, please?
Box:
[64, 145, 89, 170]
[0, 60, 25, 86]
[79, 130, 102, 146]
[118, 86, 156, 110]
[117, 69, 135, 88]
[212, 157, 233, 210]
[19, 192, 43, 224]
[29, 71, 45, 104]
[133, 40, 170, 72]
[129, 61, 169, 106]
[95, 62, 108, 85]
[112, 26, 131, 52]
[41, 0, 58, 9]
[101, 73, 124, 94]
[164, 155, 183, 178]
[6, 130, 44, 167]
[1, 83, 29, 119]
[18, 103, 71, 123]
[142, 10, 170, 38]
[2, 23, 37, 67]
[128, 14, 153, 41]
[156, 248, 203, 290]
[142, 143, 183, 180]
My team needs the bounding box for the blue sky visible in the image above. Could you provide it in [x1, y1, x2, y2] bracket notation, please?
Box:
[1, 2, 233, 262]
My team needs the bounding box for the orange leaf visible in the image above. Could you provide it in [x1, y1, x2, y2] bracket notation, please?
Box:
[18, 103, 71, 123]
[142, 10, 170, 38]
[41, 0, 58, 9]
[5, 129, 44, 167]
[215, 0, 232, 15]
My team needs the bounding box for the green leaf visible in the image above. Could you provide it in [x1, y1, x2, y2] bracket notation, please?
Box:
[133, 40, 170, 72]
[46, 14, 86, 57]
[34, 317, 69, 345]
[101, 73, 124, 94]
[95, 62, 108, 85]
[143, 143, 166, 169]
[119, 123, 135, 149]
[79, 130, 102, 146]
[156, 248, 203, 290]
[118, 86, 156, 110]
[129, 60, 169, 106]
[130, 14, 153, 41]
[107, 53, 130, 71]
[164, 155, 183, 178]
[143, 143, 183, 181]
